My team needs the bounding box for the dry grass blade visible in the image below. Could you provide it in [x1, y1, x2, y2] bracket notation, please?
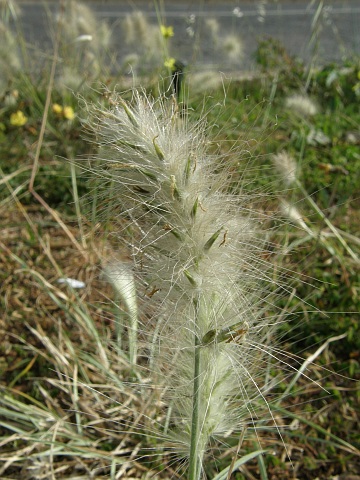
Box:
[0, 165, 32, 185]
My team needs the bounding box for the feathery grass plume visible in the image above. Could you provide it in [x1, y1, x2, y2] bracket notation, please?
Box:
[220, 34, 244, 64]
[0, 21, 21, 70]
[285, 93, 319, 117]
[188, 71, 226, 95]
[121, 11, 163, 72]
[204, 18, 244, 67]
[205, 18, 220, 42]
[56, 65, 86, 94]
[104, 261, 139, 364]
[85, 89, 283, 477]
[257, 1, 267, 23]
[280, 199, 313, 235]
[123, 10, 148, 46]
[53, 0, 112, 89]
[203, 18, 221, 62]
[0, 19, 21, 95]
[121, 53, 140, 72]
[272, 150, 298, 187]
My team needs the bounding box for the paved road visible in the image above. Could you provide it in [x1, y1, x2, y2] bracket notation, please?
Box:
[17, 1, 360, 71]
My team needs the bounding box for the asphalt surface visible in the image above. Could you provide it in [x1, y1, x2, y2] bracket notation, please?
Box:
[16, 1, 360, 71]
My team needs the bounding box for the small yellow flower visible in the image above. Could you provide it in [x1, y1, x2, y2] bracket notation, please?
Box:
[164, 57, 176, 70]
[160, 25, 174, 39]
[63, 106, 75, 120]
[52, 103, 63, 115]
[10, 110, 27, 127]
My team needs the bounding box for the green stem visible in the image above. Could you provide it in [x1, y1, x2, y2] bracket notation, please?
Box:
[70, 160, 86, 249]
[188, 298, 201, 480]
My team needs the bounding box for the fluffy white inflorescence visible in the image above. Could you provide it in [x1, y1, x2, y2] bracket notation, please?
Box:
[285, 94, 318, 117]
[87, 90, 277, 468]
[272, 150, 298, 186]
[121, 11, 163, 71]
[54, 0, 112, 87]
[280, 199, 312, 235]
[0, 20, 21, 94]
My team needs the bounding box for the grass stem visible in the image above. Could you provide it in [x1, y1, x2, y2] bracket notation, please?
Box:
[189, 297, 201, 480]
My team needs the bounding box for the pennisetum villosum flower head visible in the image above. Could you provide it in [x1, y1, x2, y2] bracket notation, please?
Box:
[272, 150, 298, 187]
[285, 93, 319, 117]
[85, 89, 283, 478]
[53, 0, 112, 88]
[121, 11, 163, 69]
[0, 19, 21, 95]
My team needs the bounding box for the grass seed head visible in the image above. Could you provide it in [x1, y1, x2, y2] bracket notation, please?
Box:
[86, 89, 283, 470]
[54, 0, 112, 83]
[272, 150, 298, 186]
[285, 93, 319, 117]
[0, 19, 21, 86]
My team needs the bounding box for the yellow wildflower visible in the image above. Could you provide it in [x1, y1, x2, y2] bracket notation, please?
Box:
[52, 103, 63, 115]
[160, 25, 174, 39]
[164, 57, 176, 70]
[10, 110, 27, 127]
[63, 106, 75, 120]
